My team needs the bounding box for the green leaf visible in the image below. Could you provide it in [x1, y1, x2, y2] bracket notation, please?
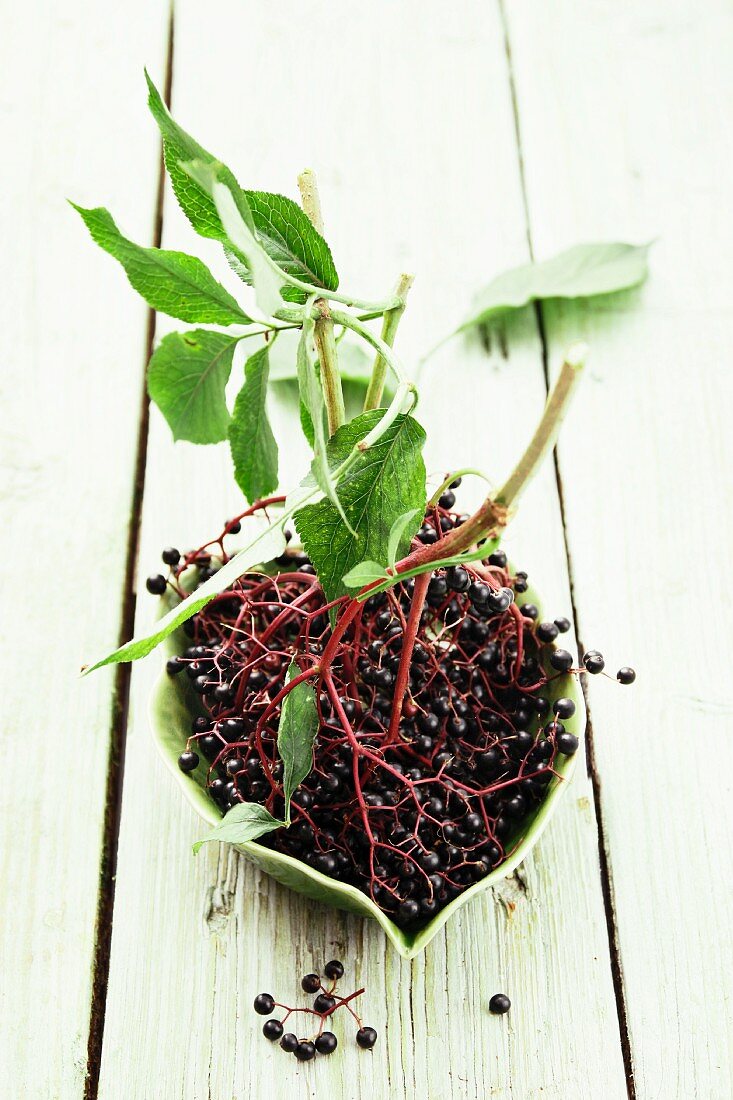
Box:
[342, 561, 391, 589]
[183, 161, 284, 316]
[147, 330, 239, 444]
[460, 241, 651, 332]
[387, 508, 421, 568]
[295, 411, 427, 604]
[243, 192, 339, 302]
[193, 802, 284, 854]
[228, 346, 278, 502]
[278, 661, 319, 818]
[299, 397, 316, 448]
[71, 204, 251, 325]
[83, 524, 286, 673]
[145, 72, 338, 297]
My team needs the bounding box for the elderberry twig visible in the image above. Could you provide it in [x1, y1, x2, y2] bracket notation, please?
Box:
[297, 170, 346, 436]
[364, 272, 414, 411]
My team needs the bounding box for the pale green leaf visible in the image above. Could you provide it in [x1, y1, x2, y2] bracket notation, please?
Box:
[295, 411, 427, 604]
[461, 241, 651, 332]
[278, 661, 319, 818]
[148, 330, 239, 444]
[342, 561, 391, 589]
[83, 524, 286, 672]
[182, 161, 284, 316]
[193, 802, 284, 854]
[228, 346, 278, 502]
[387, 508, 422, 567]
[72, 204, 251, 325]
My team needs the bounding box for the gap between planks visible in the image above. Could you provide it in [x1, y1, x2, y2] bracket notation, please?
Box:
[497, 1, 636, 1095]
[83, 13, 176, 1099]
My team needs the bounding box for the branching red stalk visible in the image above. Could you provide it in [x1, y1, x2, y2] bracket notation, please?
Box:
[385, 571, 431, 745]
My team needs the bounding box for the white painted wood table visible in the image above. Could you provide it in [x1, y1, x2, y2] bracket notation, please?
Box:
[2, 2, 732, 1097]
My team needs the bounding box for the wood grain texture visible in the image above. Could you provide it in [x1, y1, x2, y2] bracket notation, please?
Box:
[97, 4, 626, 1097]
[503, 1, 733, 1095]
[0, 3, 169, 1097]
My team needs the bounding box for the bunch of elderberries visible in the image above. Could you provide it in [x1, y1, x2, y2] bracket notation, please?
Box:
[253, 960, 377, 1061]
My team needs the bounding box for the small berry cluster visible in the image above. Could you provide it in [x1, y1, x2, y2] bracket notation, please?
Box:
[253, 960, 377, 1062]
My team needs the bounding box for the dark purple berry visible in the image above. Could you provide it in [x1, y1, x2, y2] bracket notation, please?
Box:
[554, 616, 571, 633]
[617, 666, 636, 685]
[324, 959, 344, 981]
[549, 649, 574, 672]
[177, 751, 199, 774]
[146, 573, 167, 595]
[313, 993, 336, 1014]
[583, 650, 605, 674]
[263, 1019, 283, 1041]
[162, 546, 180, 565]
[253, 993, 275, 1015]
[356, 1026, 378, 1049]
[301, 973, 321, 993]
[315, 1031, 338, 1054]
[553, 697, 576, 719]
[295, 1040, 316, 1061]
[489, 993, 511, 1014]
[488, 587, 515, 612]
[537, 621, 559, 643]
[280, 1032, 298, 1052]
[557, 732, 579, 755]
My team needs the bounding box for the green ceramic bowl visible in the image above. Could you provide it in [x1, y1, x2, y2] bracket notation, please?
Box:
[149, 575, 583, 959]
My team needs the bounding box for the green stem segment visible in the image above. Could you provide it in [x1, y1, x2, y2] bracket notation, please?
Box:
[396, 344, 588, 572]
[363, 273, 414, 411]
[297, 170, 345, 436]
[313, 300, 346, 435]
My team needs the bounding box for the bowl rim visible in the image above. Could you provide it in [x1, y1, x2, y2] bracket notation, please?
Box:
[149, 575, 583, 958]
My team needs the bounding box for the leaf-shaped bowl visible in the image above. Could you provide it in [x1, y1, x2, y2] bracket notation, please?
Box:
[150, 579, 583, 959]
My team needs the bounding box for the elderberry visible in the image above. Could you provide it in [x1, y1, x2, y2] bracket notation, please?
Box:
[315, 1032, 338, 1054]
[301, 973, 321, 993]
[489, 993, 511, 1015]
[550, 649, 574, 672]
[313, 993, 336, 1014]
[556, 732, 579, 755]
[146, 573, 167, 595]
[280, 1033, 298, 1053]
[553, 698, 576, 719]
[583, 650, 605, 674]
[488, 587, 515, 612]
[324, 959, 344, 980]
[295, 1041, 316, 1062]
[263, 1019, 283, 1041]
[356, 1027, 378, 1049]
[161, 546, 180, 565]
[617, 666, 636, 684]
[254, 993, 275, 1015]
[177, 751, 199, 774]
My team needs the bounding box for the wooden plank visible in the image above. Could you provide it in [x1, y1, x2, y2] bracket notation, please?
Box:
[0, 4, 170, 1097]
[98, 4, 627, 1096]
[503, 0, 733, 1095]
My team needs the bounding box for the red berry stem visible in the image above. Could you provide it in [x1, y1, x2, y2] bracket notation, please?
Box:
[385, 570, 431, 746]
